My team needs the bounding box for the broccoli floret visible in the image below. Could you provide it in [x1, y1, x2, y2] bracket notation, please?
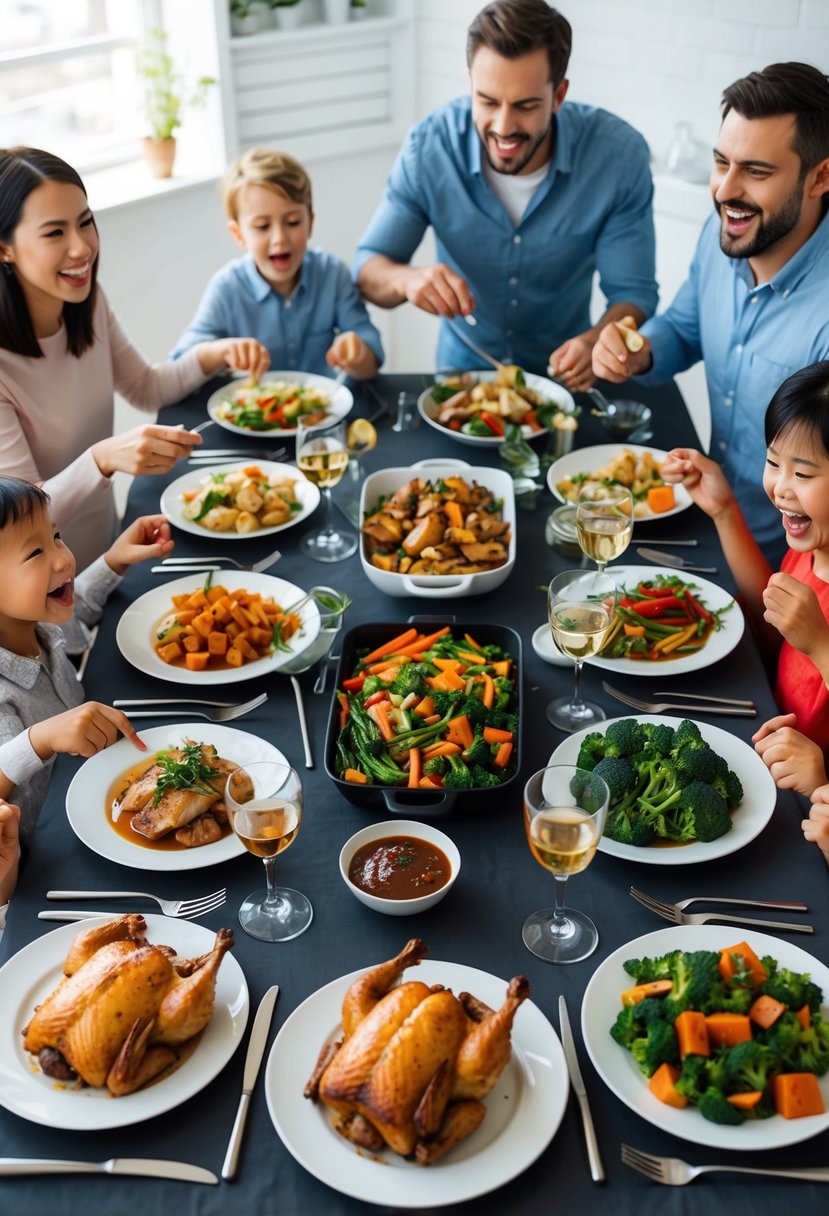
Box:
[423, 755, 449, 777]
[485, 707, 518, 734]
[605, 805, 655, 848]
[724, 1040, 779, 1093]
[712, 767, 744, 808]
[663, 950, 722, 1021]
[469, 764, 504, 788]
[630, 1019, 679, 1078]
[756, 1011, 802, 1063]
[463, 734, 491, 766]
[443, 754, 474, 790]
[672, 719, 704, 751]
[636, 996, 671, 1025]
[643, 722, 676, 757]
[575, 731, 607, 772]
[674, 1052, 728, 1103]
[592, 756, 637, 803]
[610, 1005, 644, 1048]
[604, 718, 647, 757]
[697, 1088, 746, 1125]
[782, 1015, 829, 1075]
[761, 963, 824, 1015]
[636, 757, 685, 822]
[361, 674, 384, 698]
[675, 745, 728, 786]
[492, 674, 514, 710]
[675, 781, 732, 843]
[700, 976, 753, 1016]
[623, 950, 681, 984]
[389, 665, 429, 699]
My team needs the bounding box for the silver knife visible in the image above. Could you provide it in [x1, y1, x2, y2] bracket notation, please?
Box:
[0, 1158, 218, 1183]
[39, 910, 122, 921]
[222, 984, 280, 1181]
[636, 546, 718, 574]
[447, 318, 503, 371]
[559, 995, 604, 1184]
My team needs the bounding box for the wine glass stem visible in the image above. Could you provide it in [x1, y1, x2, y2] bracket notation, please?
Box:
[551, 875, 570, 938]
[570, 658, 586, 712]
[263, 855, 280, 912]
[318, 486, 335, 540]
[596, 561, 606, 575]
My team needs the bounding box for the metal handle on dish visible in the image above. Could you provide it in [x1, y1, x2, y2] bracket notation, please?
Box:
[382, 788, 454, 816]
[401, 575, 474, 599]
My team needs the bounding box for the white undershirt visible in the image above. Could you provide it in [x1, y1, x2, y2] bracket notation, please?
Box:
[482, 159, 549, 227]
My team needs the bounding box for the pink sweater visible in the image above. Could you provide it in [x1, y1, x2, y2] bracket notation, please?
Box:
[0, 289, 206, 570]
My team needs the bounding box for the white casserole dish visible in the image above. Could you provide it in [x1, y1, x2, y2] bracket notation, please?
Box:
[358, 459, 516, 599]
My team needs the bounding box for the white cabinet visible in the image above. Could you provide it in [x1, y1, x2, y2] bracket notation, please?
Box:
[215, 1, 415, 162]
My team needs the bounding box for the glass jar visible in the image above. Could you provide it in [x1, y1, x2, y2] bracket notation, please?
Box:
[545, 504, 581, 557]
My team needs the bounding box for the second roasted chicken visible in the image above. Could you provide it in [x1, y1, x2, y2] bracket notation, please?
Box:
[305, 939, 529, 1163]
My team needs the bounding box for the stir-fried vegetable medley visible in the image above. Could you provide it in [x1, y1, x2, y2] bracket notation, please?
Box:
[599, 575, 733, 661]
[611, 944, 828, 1124]
[577, 718, 743, 847]
[333, 627, 518, 790]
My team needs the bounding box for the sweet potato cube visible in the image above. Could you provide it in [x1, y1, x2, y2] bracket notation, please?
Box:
[773, 1073, 825, 1119]
[230, 603, 252, 629]
[192, 610, 216, 638]
[226, 646, 244, 668]
[206, 585, 228, 604]
[185, 589, 209, 611]
[157, 641, 183, 664]
[182, 634, 202, 653]
[184, 651, 210, 672]
[235, 635, 259, 662]
[207, 631, 229, 656]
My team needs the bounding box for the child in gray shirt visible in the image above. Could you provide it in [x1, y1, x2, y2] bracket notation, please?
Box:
[0, 477, 172, 845]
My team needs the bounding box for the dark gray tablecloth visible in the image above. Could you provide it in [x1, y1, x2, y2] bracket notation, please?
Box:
[2, 374, 826, 1215]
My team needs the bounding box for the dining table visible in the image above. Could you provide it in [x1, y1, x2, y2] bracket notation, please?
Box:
[1, 371, 827, 1216]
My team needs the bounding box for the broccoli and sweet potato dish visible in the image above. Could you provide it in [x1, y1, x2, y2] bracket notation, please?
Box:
[333, 626, 518, 790]
[576, 718, 742, 848]
[611, 943, 828, 1124]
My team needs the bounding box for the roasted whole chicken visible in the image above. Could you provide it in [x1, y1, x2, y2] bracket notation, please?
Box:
[305, 939, 529, 1164]
[23, 915, 233, 1096]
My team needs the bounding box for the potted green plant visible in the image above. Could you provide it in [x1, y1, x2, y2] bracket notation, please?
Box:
[230, 1, 260, 35]
[273, 0, 303, 30]
[136, 28, 215, 177]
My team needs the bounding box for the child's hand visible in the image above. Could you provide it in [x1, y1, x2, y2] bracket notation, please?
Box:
[763, 572, 829, 658]
[0, 800, 20, 903]
[28, 703, 146, 763]
[326, 332, 378, 380]
[92, 424, 202, 478]
[804, 784, 829, 859]
[752, 712, 828, 796]
[199, 338, 270, 382]
[660, 448, 735, 519]
[105, 514, 174, 575]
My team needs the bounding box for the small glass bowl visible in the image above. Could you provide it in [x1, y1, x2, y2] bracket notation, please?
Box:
[545, 504, 581, 557]
[599, 399, 652, 439]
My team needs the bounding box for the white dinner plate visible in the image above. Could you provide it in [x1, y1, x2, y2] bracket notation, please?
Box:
[546, 443, 692, 521]
[116, 570, 320, 685]
[418, 370, 574, 448]
[550, 714, 777, 864]
[589, 565, 744, 677]
[0, 914, 248, 1130]
[265, 959, 568, 1208]
[160, 461, 320, 540]
[206, 370, 353, 437]
[531, 622, 575, 667]
[65, 723, 288, 871]
[582, 925, 829, 1151]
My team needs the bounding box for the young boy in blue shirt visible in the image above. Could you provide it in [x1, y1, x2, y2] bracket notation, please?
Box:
[172, 148, 383, 379]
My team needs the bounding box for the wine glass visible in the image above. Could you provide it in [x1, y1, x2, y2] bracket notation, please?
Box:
[225, 760, 312, 942]
[341, 417, 378, 525]
[547, 569, 617, 731]
[522, 764, 610, 964]
[576, 484, 634, 574]
[296, 415, 358, 561]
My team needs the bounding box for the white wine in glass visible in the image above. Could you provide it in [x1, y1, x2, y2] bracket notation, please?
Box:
[576, 485, 634, 574]
[296, 416, 357, 562]
[523, 764, 609, 964]
[547, 569, 617, 731]
[225, 761, 312, 942]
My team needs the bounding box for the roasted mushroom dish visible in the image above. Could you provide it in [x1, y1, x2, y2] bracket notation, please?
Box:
[429, 367, 557, 438]
[180, 465, 302, 533]
[23, 915, 233, 1096]
[362, 475, 511, 576]
[305, 939, 529, 1164]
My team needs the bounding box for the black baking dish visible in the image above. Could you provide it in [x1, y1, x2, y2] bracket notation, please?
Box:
[324, 619, 523, 816]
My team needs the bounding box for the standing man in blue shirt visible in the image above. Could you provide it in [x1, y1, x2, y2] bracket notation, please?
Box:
[354, 0, 658, 390]
[593, 62, 829, 562]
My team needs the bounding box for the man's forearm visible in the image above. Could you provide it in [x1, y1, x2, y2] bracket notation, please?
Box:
[357, 255, 413, 308]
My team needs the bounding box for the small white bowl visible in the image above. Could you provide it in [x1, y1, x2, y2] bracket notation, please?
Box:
[339, 819, 460, 917]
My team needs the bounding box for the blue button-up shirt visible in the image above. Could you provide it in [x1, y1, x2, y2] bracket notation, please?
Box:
[641, 211, 829, 560]
[354, 97, 657, 376]
[171, 248, 384, 376]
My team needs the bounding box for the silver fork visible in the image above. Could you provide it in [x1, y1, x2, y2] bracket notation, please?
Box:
[112, 692, 268, 721]
[621, 1143, 829, 1185]
[629, 885, 808, 914]
[188, 446, 287, 463]
[652, 690, 756, 708]
[151, 547, 281, 575]
[601, 681, 757, 717]
[629, 886, 814, 933]
[46, 888, 227, 919]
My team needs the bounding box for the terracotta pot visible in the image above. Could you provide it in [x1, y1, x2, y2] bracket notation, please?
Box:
[142, 136, 176, 179]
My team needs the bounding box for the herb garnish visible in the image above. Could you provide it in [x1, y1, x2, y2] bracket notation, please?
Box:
[151, 741, 220, 807]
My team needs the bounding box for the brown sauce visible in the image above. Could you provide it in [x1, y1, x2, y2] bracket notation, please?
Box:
[106, 755, 232, 853]
[348, 836, 451, 899]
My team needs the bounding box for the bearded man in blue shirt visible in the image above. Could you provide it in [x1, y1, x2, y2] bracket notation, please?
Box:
[354, 0, 658, 392]
[593, 62, 829, 563]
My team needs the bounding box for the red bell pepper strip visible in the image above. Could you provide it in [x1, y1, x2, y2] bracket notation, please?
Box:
[364, 689, 390, 708]
[637, 582, 681, 597]
[341, 673, 366, 692]
[681, 587, 714, 625]
[628, 596, 687, 617]
[480, 411, 505, 437]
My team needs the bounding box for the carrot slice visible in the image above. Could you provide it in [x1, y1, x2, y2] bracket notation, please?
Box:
[773, 1073, 826, 1119]
[749, 994, 787, 1030]
[648, 1062, 687, 1108]
[408, 747, 422, 789]
[675, 1010, 709, 1058]
[362, 628, 419, 664]
[397, 627, 452, 656]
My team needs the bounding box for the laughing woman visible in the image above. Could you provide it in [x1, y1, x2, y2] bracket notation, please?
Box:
[0, 147, 269, 571]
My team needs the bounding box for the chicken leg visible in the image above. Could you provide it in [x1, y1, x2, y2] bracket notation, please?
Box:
[341, 938, 428, 1038]
[153, 927, 234, 1044]
[452, 976, 530, 1100]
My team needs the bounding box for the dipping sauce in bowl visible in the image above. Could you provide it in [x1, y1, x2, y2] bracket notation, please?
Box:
[349, 835, 451, 898]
